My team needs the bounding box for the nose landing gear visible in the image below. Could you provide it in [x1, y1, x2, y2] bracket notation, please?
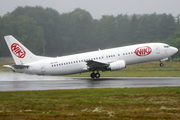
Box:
[159, 60, 164, 67]
[159, 62, 164, 67]
[160, 63, 164, 67]
[90, 71, 100, 79]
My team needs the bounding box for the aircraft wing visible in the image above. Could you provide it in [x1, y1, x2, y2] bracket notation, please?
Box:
[85, 60, 109, 71]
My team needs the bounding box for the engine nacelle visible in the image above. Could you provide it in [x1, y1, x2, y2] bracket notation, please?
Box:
[109, 60, 126, 71]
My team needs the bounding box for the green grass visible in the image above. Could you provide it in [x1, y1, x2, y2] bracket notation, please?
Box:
[0, 87, 180, 119]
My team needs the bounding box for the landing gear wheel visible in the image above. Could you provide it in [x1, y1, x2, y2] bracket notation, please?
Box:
[160, 63, 164, 67]
[90, 73, 96, 78]
[95, 73, 100, 79]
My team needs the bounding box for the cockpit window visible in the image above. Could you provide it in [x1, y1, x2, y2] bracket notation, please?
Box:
[164, 46, 169, 48]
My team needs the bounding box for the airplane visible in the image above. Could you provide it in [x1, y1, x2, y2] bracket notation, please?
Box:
[3, 35, 178, 78]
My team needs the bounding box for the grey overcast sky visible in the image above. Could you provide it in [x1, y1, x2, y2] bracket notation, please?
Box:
[0, 0, 180, 19]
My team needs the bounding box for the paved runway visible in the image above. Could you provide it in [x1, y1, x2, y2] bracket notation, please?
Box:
[0, 72, 180, 91]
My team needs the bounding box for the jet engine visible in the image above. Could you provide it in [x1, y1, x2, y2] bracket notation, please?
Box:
[108, 60, 126, 71]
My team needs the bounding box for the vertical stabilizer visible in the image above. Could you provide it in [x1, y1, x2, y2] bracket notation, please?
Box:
[4, 35, 49, 65]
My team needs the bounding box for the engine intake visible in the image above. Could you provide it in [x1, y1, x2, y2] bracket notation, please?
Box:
[108, 60, 126, 71]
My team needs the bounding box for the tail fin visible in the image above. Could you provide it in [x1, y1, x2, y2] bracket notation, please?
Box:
[4, 35, 49, 65]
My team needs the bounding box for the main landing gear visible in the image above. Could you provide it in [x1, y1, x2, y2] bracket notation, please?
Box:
[90, 71, 100, 79]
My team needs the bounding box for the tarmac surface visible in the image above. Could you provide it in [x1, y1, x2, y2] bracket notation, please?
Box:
[0, 72, 180, 91]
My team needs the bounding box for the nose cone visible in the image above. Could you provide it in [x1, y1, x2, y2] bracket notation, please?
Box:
[170, 46, 178, 55]
[173, 47, 178, 53]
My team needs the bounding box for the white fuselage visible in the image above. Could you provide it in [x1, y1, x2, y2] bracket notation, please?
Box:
[14, 43, 178, 75]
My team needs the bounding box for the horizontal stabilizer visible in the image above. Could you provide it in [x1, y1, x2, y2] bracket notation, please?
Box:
[3, 64, 29, 69]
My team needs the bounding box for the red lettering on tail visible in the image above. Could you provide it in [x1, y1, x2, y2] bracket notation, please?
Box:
[11, 43, 26, 58]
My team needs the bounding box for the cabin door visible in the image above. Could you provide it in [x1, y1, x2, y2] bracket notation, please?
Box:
[155, 45, 160, 54]
[40, 63, 46, 73]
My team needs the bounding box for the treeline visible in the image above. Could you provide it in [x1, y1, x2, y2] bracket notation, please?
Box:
[0, 6, 180, 59]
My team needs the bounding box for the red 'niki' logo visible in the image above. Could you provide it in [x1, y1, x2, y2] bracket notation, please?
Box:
[135, 46, 152, 56]
[11, 43, 26, 58]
